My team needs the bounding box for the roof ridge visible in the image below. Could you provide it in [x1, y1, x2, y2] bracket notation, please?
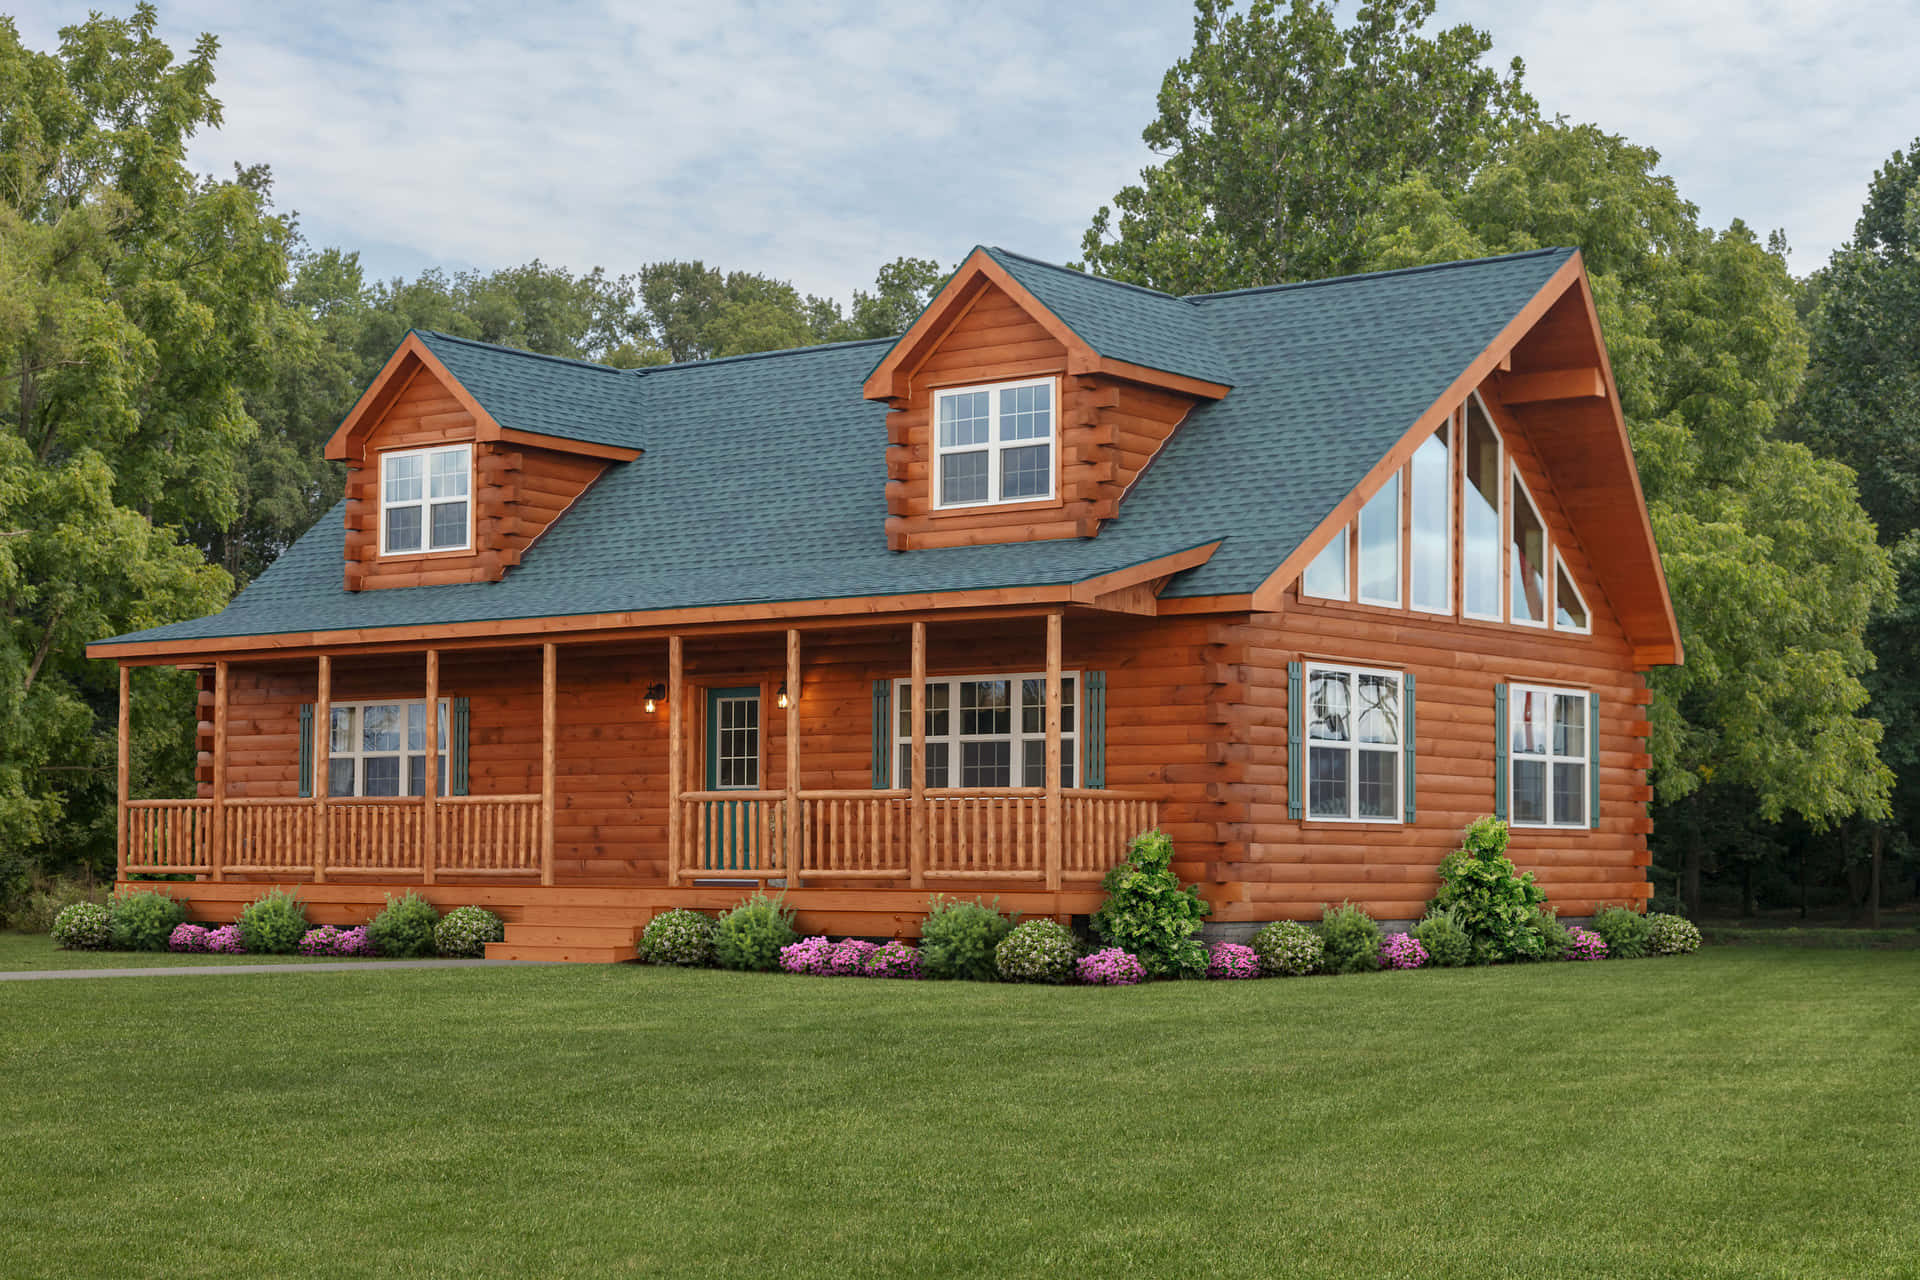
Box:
[634, 334, 899, 377]
[985, 246, 1200, 307]
[1184, 247, 1576, 301]
[412, 329, 636, 376]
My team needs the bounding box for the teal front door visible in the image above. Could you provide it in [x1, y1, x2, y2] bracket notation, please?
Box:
[703, 687, 762, 871]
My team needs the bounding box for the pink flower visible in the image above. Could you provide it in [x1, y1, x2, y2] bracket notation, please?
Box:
[1207, 942, 1261, 980]
[1379, 933, 1429, 970]
[168, 923, 211, 954]
[1077, 947, 1146, 986]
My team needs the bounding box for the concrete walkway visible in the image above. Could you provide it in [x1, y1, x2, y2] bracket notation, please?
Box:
[0, 958, 556, 981]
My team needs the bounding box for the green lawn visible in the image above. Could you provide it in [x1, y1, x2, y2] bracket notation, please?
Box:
[0, 932, 392, 971]
[3, 951, 1916, 1279]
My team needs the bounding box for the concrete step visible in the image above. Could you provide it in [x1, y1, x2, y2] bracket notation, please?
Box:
[502, 923, 642, 948]
[485, 941, 635, 963]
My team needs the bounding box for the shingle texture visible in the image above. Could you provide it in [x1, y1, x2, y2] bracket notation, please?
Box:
[104, 247, 1573, 646]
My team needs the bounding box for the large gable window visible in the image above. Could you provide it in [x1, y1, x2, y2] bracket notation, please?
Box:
[892, 673, 1075, 787]
[327, 699, 449, 797]
[933, 378, 1055, 508]
[380, 444, 471, 555]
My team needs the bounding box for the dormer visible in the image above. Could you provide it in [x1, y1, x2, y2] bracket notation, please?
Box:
[325, 332, 642, 590]
[863, 247, 1233, 551]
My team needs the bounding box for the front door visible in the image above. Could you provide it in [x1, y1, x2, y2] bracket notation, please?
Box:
[703, 687, 761, 871]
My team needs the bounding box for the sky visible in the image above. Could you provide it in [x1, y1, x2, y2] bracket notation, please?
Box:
[12, 0, 1920, 301]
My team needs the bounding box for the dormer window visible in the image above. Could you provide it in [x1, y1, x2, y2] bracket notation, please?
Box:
[380, 444, 471, 555]
[933, 377, 1055, 508]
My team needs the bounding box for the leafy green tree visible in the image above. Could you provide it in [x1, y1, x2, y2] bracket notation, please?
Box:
[1082, 0, 1535, 294]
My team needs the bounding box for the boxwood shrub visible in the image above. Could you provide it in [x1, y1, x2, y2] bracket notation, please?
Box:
[434, 906, 505, 958]
[1250, 920, 1322, 976]
[52, 902, 112, 951]
[1590, 904, 1653, 959]
[995, 918, 1077, 983]
[918, 895, 1014, 981]
[366, 892, 439, 958]
[1411, 908, 1472, 967]
[714, 893, 797, 972]
[1646, 912, 1702, 956]
[1319, 902, 1382, 974]
[238, 888, 309, 955]
[108, 890, 187, 951]
[640, 908, 717, 966]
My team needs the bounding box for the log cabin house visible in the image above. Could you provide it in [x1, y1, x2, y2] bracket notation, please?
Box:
[88, 245, 1680, 961]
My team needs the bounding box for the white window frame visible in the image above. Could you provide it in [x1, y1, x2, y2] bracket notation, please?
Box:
[1507, 683, 1589, 829]
[1461, 392, 1505, 623]
[1509, 470, 1550, 630]
[931, 376, 1058, 510]
[378, 443, 473, 556]
[325, 698, 451, 798]
[891, 671, 1077, 788]
[1356, 474, 1402, 608]
[1552, 549, 1591, 634]
[1301, 525, 1351, 601]
[1303, 660, 1405, 825]
[1409, 417, 1453, 616]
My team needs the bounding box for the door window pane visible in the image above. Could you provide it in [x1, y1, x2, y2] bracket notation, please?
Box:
[1463, 398, 1501, 617]
[1512, 477, 1546, 624]
[1303, 528, 1349, 600]
[1410, 423, 1450, 612]
[1357, 474, 1400, 604]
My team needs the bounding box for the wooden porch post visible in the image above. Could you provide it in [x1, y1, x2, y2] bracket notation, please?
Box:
[541, 642, 556, 887]
[667, 635, 684, 886]
[211, 660, 229, 882]
[785, 628, 802, 888]
[423, 648, 439, 885]
[1045, 611, 1063, 891]
[910, 621, 927, 889]
[315, 654, 330, 884]
[115, 665, 129, 882]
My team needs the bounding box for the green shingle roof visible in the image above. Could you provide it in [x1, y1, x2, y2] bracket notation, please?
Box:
[102, 247, 1575, 648]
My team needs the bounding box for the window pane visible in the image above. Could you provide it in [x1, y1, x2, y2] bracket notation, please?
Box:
[1000, 444, 1050, 499]
[330, 706, 354, 754]
[1022, 739, 1043, 788]
[407, 703, 426, 752]
[926, 741, 950, 789]
[1510, 688, 1548, 755]
[926, 683, 949, 737]
[1357, 474, 1399, 604]
[898, 744, 911, 788]
[1554, 762, 1586, 826]
[940, 451, 989, 505]
[999, 382, 1050, 441]
[384, 454, 422, 503]
[1357, 749, 1398, 818]
[362, 704, 402, 752]
[1019, 677, 1074, 736]
[1511, 478, 1546, 623]
[408, 755, 425, 797]
[1302, 527, 1349, 600]
[437, 701, 449, 752]
[1062, 739, 1074, 788]
[1410, 423, 1450, 612]
[1511, 759, 1547, 823]
[1464, 399, 1500, 616]
[1309, 746, 1349, 818]
[430, 500, 467, 549]
[327, 757, 355, 798]
[961, 740, 1010, 787]
[960, 680, 1010, 736]
[385, 504, 422, 553]
[364, 755, 402, 797]
[1556, 560, 1588, 630]
[938, 390, 990, 447]
[1357, 675, 1399, 745]
[429, 446, 469, 499]
[1308, 671, 1350, 742]
[1553, 694, 1586, 758]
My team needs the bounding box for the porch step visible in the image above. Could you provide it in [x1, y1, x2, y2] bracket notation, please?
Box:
[486, 941, 636, 963]
[513, 905, 656, 926]
[501, 923, 643, 948]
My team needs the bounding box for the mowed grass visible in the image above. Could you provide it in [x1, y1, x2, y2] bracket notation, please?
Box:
[3, 951, 1917, 1279]
[0, 932, 388, 970]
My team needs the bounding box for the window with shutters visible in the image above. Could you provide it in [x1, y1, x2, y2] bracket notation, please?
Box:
[1507, 684, 1589, 827]
[1304, 661, 1404, 823]
[891, 673, 1076, 787]
[325, 699, 450, 797]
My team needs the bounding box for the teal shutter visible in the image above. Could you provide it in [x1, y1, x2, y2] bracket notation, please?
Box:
[1589, 691, 1602, 829]
[1493, 683, 1509, 820]
[1402, 673, 1417, 823]
[298, 704, 314, 798]
[449, 696, 470, 796]
[871, 680, 892, 788]
[1287, 661, 1304, 820]
[1081, 671, 1107, 789]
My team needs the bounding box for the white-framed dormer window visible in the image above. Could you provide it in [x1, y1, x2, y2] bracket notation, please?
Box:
[1305, 661, 1403, 823]
[1553, 550, 1591, 633]
[327, 699, 450, 797]
[1510, 471, 1549, 628]
[1508, 684, 1588, 827]
[1302, 526, 1350, 601]
[380, 444, 472, 555]
[932, 378, 1055, 508]
[892, 672, 1075, 787]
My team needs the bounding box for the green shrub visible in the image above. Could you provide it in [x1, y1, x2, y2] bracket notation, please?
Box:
[918, 895, 1015, 981]
[51, 902, 112, 950]
[108, 890, 187, 951]
[1427, 816, 1551, 962]
[640, 908, 717, 966]
[714, 893, 797, 972]
[1250, 920, 1323, 976]
[238, 888, 310, 955]
[1646, 912, 1702, 956]
[366, 892, 439, 958]
[1090, 829, 1210, 978]
[1590, 905, 1653, 959]
[1412, 907, 1472, 968]
[995, 918, 1078, 983]
[1532, 906, 1574, 962]
[433, 906, 505, 958]
[1319, 902, 1382, 974]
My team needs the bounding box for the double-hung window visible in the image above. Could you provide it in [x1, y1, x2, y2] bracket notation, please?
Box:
[380, 444, 471, 554]
[327, 700, 450, 797]
[1305, 662, 1403, 822]
[1508, 685, 1588, 827]
[892, 673, 1075, 787]
[933, 378, 1055, 508]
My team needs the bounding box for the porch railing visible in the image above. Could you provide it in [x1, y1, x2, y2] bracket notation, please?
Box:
[126, 799, 213, 874]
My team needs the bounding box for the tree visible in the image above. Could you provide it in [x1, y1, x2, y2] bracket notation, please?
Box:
[1082, 0, 1535, 294]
